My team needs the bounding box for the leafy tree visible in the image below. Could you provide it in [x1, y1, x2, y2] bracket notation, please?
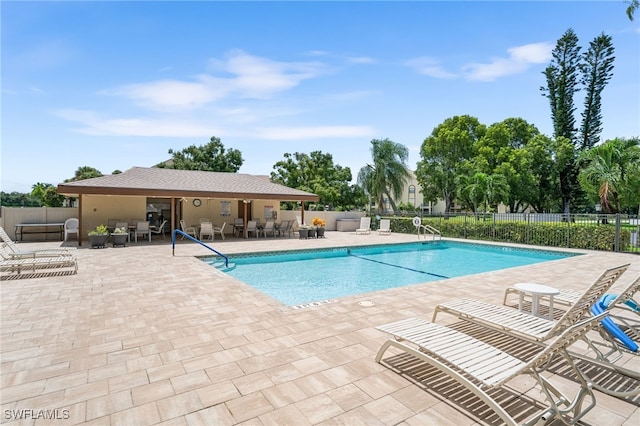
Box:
[270, 151, 365, 210]
[521, 135, 562, 212]
[0, 192, 40, 207]
[159, 136, 243, 172]
[473, 118, 541, 212]
[43, 186, 65, 207]
[30, 183, 64, 207]
[65, 166, 103, 182]
[416, 116, 486, 213]
[578, 137, 640, 213]
[578, 33, 615, 150]
[357, 138, 411, 214]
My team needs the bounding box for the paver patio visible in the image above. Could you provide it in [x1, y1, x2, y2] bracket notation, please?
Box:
[1, 232, 638, 425]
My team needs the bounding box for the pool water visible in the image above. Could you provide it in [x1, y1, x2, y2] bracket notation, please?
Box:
[204, 241, 577, 306]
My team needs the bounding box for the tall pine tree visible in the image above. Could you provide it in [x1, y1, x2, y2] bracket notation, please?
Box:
[540, 29, 615, 214]
[579, 33, 615, 150]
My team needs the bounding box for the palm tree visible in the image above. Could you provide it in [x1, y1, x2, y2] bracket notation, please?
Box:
[578, 138, 640, 213]
[357, 139, 411, 214]
[65, 166, 103, 182]
[457, 172, 510, 214]
[31, 182, 48, 201]
[627, 0, 639, 20]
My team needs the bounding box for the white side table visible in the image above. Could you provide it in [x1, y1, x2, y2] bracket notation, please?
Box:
[513, 283, 560, 320]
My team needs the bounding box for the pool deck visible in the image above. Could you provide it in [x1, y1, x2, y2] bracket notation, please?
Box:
[1, 232, 638, 425]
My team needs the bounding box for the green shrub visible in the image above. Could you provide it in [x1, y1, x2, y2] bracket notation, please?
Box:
[386, 216, 623, 251]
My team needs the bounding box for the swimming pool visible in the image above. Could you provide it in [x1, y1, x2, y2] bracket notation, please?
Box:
[203, 241, 578, 307]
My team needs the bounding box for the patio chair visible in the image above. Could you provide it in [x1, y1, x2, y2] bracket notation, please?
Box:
[114, 222, 130, 243]
[378, 219, 391, 235]
[107, 219, 120, 232]
[212, 222, 226, 240]
[432, 263, 630, 343]
[233, 218, 244, 238]
[199, 222, 214, 241]
[151, 220, 167, 239]
[375, 314, 605, 426]
[355, 217, 371, 235]
[64, 218, 80, 242]
[180, 220, 197, 239]
[260, 220, 277, 238]
[278, 220, 292, 237]
[133, 221, 151, 242]
[246, 220, 259, 238]
[0, 226, 76, 258]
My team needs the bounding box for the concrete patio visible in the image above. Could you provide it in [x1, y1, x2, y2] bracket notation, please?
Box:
[1, 231, 638, 425]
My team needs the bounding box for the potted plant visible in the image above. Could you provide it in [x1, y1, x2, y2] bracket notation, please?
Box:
[111, 226, 128, 247]
[312, 217, 326, 238]
[298, 225, 311, 239]
[307, 225, 316, 239]
[88, 224, 109, 248]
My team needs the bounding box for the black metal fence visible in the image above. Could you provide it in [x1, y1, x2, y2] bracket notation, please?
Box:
[387, 213, 640, 254]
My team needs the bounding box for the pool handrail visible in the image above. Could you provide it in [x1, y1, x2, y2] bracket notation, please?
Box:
[418, 224, 441, 240]
[172, 229, 229, 267]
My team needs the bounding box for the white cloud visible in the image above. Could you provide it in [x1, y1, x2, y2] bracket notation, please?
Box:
[347, 56, 376, 64]
[209, 49, 327, 99]
[105, 77, 228, 111]
[105, 50, 328, 112]
[407, 42, 553, 82]
[53, 109, 215, 137]
[404, 56, 458, 79]
[463, 42, 553, 82]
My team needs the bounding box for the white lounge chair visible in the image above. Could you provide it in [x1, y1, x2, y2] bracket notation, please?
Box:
[0, 226, 76, 259]
[355, 217, 371, 235]
[574, 275, 640, 394]
[432, 263, 630, 343]
[378, 218, 391, 235]
[376, 314, 605, 426]
[1, 249, 77, 275]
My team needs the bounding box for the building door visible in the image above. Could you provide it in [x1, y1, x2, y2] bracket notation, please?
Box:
[237, 200, 252, 220]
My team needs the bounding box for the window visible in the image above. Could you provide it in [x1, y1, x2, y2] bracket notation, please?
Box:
[408, 185, 416, 206]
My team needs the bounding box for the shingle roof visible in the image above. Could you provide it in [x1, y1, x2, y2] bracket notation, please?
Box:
[57, 167, 319, 201]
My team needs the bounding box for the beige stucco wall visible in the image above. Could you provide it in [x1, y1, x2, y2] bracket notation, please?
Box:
[81, 195, 147, 236]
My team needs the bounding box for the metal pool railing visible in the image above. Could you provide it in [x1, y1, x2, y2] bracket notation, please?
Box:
[171, 229, 228, 267]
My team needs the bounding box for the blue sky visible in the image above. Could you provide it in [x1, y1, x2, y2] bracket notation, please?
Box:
[2, 1, 639, 193]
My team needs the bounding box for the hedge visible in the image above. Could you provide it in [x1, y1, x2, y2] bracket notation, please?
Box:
[385, 216, 629, 252]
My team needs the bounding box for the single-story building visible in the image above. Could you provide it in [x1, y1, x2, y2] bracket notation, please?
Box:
[56, 167, 319, 245]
